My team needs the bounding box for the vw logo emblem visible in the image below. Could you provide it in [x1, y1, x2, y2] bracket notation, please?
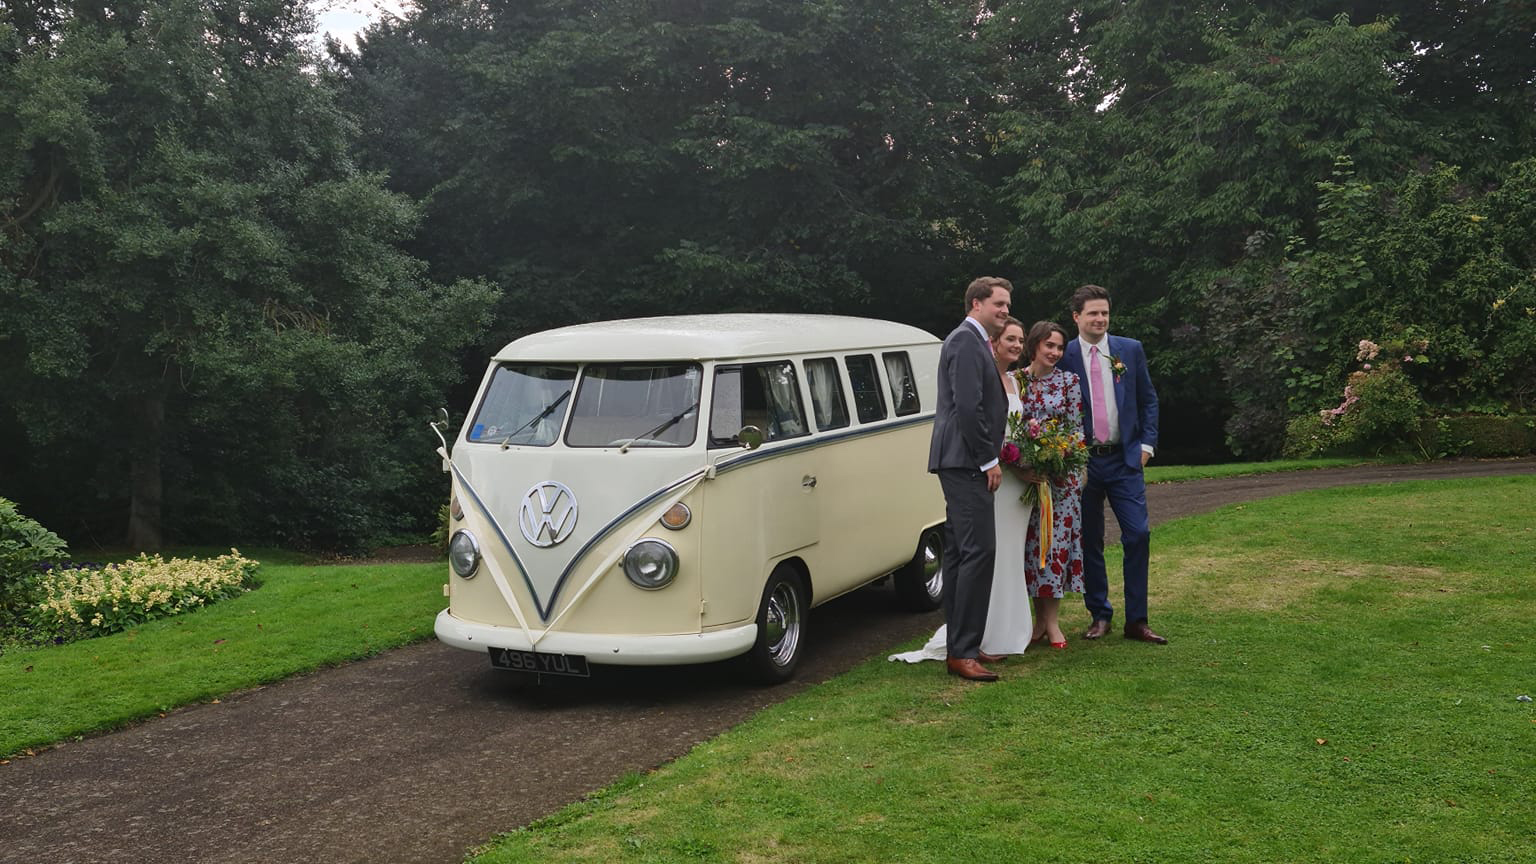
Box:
[518, 481, 579, 547]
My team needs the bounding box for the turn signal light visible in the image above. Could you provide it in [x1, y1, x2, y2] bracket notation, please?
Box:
[659, 502, 691, 530]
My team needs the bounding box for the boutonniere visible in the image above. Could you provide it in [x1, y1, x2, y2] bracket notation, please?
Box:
[1109, 354, 1127, 382]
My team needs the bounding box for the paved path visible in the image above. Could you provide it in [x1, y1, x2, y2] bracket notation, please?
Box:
[4, 458, 1533, 864]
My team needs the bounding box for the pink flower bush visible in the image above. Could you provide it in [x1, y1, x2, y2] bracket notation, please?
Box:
[1319, 382, 1361, 426]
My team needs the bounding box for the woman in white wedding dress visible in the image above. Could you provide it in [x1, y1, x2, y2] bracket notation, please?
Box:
[892, 317, 1034, 664]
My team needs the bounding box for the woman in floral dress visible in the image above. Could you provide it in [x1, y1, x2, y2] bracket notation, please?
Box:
[1018, 321, 1086, 648]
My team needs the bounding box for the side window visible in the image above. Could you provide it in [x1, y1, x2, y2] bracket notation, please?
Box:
[844, 354, 887, 423]
[882, 351, 921, 416]
[709, 361, 809, 446]
[804, 358, 850, 432]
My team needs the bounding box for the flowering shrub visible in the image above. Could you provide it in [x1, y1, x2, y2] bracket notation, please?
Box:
[29, 550, 260, 643]
[1285, 335, 1430, 457]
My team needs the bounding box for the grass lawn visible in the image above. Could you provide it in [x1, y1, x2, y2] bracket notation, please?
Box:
[0, 555, 446, 757]
[467, 476, 1536, 863]
[1145, 457, 1369, 483]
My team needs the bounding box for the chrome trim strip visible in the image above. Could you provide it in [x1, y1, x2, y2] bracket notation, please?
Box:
[711, 412, 933, 475]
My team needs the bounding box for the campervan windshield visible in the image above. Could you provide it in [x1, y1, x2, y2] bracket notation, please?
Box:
[468, 362, 703, 449]
[565, 363, 702, 448]
[467, 364, 576, 447]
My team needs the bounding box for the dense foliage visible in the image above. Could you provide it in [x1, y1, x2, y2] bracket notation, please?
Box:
[2, 0, 1533, 550]
[0, 496, 69, 633]
[989, 1, 1536, 457]
[334, 0, 1001, 342]
[1, 1, 495, 551]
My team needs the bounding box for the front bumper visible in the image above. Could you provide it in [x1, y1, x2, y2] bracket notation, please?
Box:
[433, 609, 757, 666]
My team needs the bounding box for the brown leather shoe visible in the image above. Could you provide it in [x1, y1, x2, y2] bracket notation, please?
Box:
[1124, 622, 1168, 644]
[976, 650, 1005, 664]
[946, 657, 999, 681]
[1083, 619, 1112, 640]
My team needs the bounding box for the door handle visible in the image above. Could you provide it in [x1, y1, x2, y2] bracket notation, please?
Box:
[802, 475, 817, 488]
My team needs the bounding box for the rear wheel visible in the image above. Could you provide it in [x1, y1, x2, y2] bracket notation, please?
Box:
[892, 526, 944, 612]
[744, 565, 808, 684]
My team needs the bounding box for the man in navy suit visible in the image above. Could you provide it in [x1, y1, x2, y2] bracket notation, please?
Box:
[1059, 284, 1167, 645]
[928, 276, 1013, 680]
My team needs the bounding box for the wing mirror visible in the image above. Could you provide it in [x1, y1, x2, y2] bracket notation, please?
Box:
[736, 425, 764, 451]
[430, 407, 454, 472]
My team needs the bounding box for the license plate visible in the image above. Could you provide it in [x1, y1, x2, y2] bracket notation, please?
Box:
[488, 647, 591, 677]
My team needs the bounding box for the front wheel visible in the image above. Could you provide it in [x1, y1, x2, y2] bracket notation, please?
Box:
[744, 565, 808, 684]
[892, 526, 944, 612]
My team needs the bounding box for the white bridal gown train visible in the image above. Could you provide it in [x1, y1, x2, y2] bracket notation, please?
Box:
[891, 391, 1034, 663]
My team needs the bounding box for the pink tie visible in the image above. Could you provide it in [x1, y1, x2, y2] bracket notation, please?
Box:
[1089, 346, 1110, 444]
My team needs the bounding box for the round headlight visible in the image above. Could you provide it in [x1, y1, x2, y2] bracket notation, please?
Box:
[449, 530, 481, 578]
[622, 539, 678, 590]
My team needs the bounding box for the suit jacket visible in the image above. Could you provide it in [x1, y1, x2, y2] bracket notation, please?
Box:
[928, 321, 1008, 473]
[1061, 334, 1159, 472]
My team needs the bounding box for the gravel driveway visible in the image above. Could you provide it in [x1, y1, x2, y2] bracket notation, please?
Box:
[4, 458, 1533, 864]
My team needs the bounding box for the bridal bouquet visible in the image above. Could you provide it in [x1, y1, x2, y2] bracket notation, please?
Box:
[1000, 411, 1087, 567]
[998, 412, 1089, 506]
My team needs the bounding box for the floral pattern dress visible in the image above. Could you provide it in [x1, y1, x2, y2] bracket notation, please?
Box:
[1020, 367, 1086, 598]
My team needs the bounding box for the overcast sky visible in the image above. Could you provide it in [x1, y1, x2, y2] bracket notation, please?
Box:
[311, 0, 409, 48]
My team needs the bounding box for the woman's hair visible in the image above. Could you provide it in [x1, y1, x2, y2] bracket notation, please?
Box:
[991, 315, 1025, 343]
[1025, 320, 1068, 360]
[989, 312, 1026, 339]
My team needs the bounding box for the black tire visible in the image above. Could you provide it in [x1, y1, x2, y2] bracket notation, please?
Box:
[744, 565, 808, 684]
[892, 526, 944, 612]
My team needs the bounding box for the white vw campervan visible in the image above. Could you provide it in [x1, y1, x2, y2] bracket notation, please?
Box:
[432, 314, 945, 682]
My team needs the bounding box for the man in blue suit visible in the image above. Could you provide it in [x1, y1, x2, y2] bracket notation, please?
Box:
[1059, 284, 1168, 644]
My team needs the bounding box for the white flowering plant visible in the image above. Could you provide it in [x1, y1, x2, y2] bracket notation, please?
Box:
[29, 550, 260, 643]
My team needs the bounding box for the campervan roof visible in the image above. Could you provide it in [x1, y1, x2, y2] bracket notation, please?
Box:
[493, 314, 939, 363]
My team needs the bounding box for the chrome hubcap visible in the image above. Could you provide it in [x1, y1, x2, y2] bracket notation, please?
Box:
[764, 581, 802, 667]
[921, 534, 943, 599]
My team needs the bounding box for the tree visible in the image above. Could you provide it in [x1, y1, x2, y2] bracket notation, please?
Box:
[988, 5, 1427, 458]
[0, 1, 495, 550]
[334, 0, 1004, 342]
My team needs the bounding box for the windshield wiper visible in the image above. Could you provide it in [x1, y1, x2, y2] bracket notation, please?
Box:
[618, 403, 699, 453]
[499, 390, 571, 450]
